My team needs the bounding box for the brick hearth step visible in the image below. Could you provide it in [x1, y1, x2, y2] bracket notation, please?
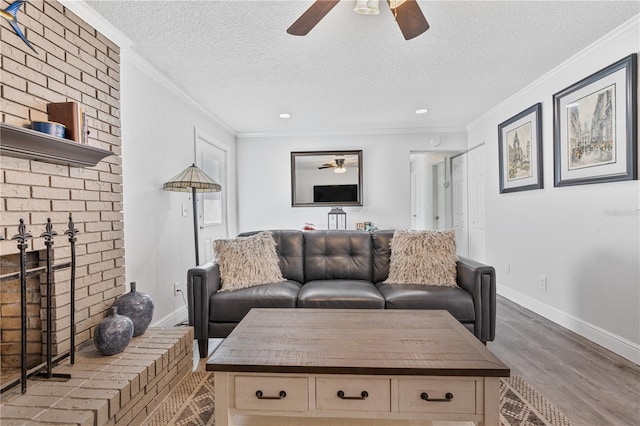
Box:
[0, 327, 193, 426]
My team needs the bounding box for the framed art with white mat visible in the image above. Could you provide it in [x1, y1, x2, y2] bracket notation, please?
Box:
[553, 54, 637, 187]
[498, 103, 543, 193]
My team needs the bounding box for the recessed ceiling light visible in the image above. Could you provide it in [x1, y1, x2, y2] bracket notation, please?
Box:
[415, 108, 428, 114]
[279, 113, 291, 119]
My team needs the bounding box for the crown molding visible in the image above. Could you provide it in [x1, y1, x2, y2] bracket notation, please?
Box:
[467, 14, 640, 130]
[61, 1, 236, 137]
[120, 50, 236, 136]
[58, 0, 133, 48]
[58, 1, 466, 141]
[237, 126, 467, 139]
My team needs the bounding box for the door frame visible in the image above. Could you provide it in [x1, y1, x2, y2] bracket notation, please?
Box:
[194, 128, 230, 262]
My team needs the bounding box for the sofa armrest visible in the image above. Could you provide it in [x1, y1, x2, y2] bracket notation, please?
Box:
[187, 261, 221, 342]
[456, 257, 496, 342]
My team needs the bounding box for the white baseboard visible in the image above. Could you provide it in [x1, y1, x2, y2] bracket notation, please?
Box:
[152, 305, 188, 328]
[497, 284, 640, 365]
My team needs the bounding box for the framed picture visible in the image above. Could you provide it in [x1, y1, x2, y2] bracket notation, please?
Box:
[553, 54, 637, 186]
[498, 103, 543, 193]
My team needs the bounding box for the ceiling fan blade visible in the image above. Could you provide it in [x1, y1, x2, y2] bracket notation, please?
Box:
[388, 0, 429, 40]
[318, 164, 335, 169]
[287, 0, 341, 36]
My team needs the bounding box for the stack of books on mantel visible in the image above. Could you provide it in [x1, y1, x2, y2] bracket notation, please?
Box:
[47, 101, 88, 144]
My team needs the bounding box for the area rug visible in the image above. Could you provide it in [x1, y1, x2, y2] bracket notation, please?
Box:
[500, 376, 573, 426]
[145, 371, 215, 426]
[145, 373, 573, 426]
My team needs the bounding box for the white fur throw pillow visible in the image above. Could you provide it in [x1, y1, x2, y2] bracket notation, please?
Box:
[384, 230, 458, 287]
[214, 231, 284, 292]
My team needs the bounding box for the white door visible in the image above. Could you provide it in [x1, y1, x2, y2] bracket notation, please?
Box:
[468, 145, 486, 262]
[433, 161, 446, 230]
[451, 153, 468, 257]
[410, 169, 423, 229]
[195, 129, 229, 264]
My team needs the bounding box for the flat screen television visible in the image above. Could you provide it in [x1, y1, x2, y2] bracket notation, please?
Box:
[313, 184, 358, 203]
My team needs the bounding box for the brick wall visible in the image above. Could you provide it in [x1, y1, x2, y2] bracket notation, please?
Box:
[0, 0, 124, 360]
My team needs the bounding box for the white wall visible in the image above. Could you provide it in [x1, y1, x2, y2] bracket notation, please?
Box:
[237, 132, 467, 232]
[467, 17, 640, 362]
[120, 52, 237, 326]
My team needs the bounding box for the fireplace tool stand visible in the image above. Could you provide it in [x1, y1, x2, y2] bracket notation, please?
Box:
[1, 215, 78, 394]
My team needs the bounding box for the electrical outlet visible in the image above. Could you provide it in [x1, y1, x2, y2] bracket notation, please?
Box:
[539, 275, 547, 291]
[173, 282, 180, 296]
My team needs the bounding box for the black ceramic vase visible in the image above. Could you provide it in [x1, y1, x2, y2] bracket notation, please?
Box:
[94, 307, 134, 356]
[112, 281, 154, 336]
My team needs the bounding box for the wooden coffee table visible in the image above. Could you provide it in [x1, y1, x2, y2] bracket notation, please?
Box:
[207, 309, 509, 426]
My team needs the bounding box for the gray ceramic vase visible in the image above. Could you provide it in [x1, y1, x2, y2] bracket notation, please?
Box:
[112, 281, 154, 336]
[94, 307, 134, 356]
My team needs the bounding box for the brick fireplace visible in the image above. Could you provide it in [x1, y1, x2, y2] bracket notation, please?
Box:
[0, 251, 44, 371]
[1, 0, 125, 387]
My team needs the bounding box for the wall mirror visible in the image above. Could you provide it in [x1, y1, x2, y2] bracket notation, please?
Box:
[291, 150, 363, 207]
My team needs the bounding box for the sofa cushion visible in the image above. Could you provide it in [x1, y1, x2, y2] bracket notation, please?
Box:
[209, 281, 302, 322]
[372, 230, 394, 283]
[384, 230, 458, 287]
[376, 282, 475, 322]
[304, 230, 373, 281]
[238, 230, 304, 283]
[214, 231, 284, 291]
[298, 280, 385, 309]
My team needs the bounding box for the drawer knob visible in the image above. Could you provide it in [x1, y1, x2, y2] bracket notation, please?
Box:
[255, 390, 287, 400]
[420, 392, 453, 402]
[337, 390, 369, 400]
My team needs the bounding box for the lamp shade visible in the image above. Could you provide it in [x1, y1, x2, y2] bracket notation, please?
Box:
[163, 163, 221, 266]
[163, 163, 221, 193]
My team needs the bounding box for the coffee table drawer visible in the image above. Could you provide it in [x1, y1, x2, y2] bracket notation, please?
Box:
[316, 377, 390, 412]
[398, 378, 477, 414]
[235, 376, 308, 411]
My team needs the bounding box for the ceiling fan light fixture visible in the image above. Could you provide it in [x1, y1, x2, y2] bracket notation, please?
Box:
[354, 0, 380, 15]
[333, 157, 347, 173]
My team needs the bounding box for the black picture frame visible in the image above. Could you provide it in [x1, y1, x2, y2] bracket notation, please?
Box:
[553, 54, 637, 186]
[498, 103, 543, 193]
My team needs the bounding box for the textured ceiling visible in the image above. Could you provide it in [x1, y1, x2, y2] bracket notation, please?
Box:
[85, 0, 639, 136]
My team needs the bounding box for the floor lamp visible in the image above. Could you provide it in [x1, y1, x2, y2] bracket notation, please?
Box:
[163, 163, 221, 266]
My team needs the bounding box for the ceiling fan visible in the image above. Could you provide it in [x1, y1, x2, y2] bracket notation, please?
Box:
[319, 158, 348, 173]
[287, 0, 429, 41]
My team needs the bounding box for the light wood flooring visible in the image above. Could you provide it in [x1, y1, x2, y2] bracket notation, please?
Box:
[488, 295, 639, 426]
[195, 296, 640, 425]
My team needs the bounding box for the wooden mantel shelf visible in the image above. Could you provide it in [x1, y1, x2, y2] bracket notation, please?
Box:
[0, 122, 113, 167]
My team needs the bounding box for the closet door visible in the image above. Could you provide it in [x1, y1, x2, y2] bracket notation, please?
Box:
[468, 145, 486, 262]
[451, 153, 468, 257]
[433, 161, 446, 230]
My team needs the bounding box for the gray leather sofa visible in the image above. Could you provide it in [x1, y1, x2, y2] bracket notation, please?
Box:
[187, 230, 496, 358]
